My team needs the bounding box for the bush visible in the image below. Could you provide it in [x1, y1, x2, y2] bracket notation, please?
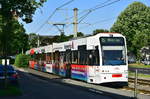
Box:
[10, 58, 15, 65]
[14, 54, 31, 68]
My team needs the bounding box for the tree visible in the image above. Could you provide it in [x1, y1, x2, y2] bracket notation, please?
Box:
[28, 32, 85, 47]
[110, 2, 150, 60]
[0, 0, 46, 88]
[0, 17, 31, 56]
[77, 32, 84, 37]
[8, 20, 30, 55]
[0, 0, 47, 55]
[0, 0, 47, 23]
[93, 29, 109, 35]
[28, 33, 38, 48]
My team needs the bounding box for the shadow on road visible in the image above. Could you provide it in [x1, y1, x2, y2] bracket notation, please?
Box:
[27, 70, 133, 99]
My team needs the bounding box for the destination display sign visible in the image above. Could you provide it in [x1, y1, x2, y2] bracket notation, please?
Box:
[100, 37, 124, 46]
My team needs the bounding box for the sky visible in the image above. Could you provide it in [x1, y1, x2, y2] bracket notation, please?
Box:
[22, 0, 150, 36]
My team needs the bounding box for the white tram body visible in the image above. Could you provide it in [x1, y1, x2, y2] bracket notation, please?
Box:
[27, 33, 128, 84]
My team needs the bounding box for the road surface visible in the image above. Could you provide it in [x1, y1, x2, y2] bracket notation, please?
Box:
[1, 70, 113, 99]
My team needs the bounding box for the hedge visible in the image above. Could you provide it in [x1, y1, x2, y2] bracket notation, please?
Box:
[14, 54, 31, 68]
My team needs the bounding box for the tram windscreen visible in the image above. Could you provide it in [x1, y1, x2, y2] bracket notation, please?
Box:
[102, 50, 126, 65]
[100, 37, 126, 65]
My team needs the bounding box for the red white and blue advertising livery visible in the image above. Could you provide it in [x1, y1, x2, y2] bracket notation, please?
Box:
[26, 33, 128, 84]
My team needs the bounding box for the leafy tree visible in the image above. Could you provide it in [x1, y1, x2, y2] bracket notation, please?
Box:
[58, 34, 69, 42]
[77, 32, 84, 37]
[0, 0, 46, 88]
[0, 17, 30, 55]
[110, 2, 150, 60]
[0, 0, 47, 56]
[28, 32, 85, 47]
[28, 33, 38, 48]
[0, 0, 47, 23]
[93, 29, 109, 35]
[9, 20, 29, 55]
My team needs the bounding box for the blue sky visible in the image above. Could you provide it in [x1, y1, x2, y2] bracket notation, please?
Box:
[22, 0, 150, 36]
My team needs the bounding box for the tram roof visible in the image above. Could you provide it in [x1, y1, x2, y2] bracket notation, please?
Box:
[26, 33, 125, 54]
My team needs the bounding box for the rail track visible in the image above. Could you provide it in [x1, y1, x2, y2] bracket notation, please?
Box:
[120, 78, 150, 95]
[128, 78, 150, 86]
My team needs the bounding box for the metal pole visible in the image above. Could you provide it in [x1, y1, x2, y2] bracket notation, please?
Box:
[73, 8, 78, 38]
[37, 34, 40, 47]
[134, 69, 138, 98]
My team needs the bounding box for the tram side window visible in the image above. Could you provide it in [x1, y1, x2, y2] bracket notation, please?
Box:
[78, 45, 87, 65]
[60, 52, 65, 63]
[46, 53, 52, 64]
[35, 54, 43, 61]
[72, 51, 78, 64]
[39, 54, 45, 61]
[88, 46, 100, 66]
[34, 54, 38, 61]
[64, 52, 66, 62]
[41, 53, 46, 63]
[65, 50, 71, 64]
[95, 46, 100, 65]
[54, 51, 60, 63]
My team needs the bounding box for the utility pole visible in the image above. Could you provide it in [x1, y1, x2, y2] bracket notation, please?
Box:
[73, 8, 78, 38]
[134, 69, 138, 99]
[37, 34, 40, 47]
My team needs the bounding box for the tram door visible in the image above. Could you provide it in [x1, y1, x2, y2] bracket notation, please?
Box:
[54, 51, 60, 75]
[65, 49, 71, 77]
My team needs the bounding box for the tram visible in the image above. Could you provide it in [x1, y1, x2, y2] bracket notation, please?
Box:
[26, 33, 128, 84]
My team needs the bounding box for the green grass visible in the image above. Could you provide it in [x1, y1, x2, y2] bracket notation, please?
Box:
[0, 85, 22, 96]
[129, 71, 150, 78]
[129, 63, 150, 68]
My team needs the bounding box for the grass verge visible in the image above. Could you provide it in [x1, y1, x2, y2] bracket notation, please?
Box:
[129, 63, 150, 68]
[0, 85, 22, 96]
[129, 71, 150, 78]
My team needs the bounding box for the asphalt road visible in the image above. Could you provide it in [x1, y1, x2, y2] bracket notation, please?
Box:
[1, 70, 113, 99]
